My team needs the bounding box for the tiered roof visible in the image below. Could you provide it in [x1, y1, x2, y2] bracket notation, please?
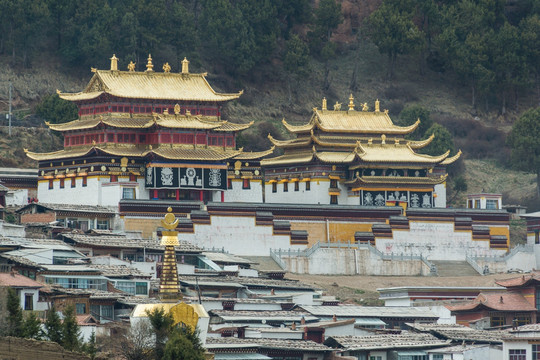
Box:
[262, 97, 460, 175]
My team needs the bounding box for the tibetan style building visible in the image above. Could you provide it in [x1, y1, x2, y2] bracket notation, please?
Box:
[26, 55, 271, 207]
[261, 96, 460, 208]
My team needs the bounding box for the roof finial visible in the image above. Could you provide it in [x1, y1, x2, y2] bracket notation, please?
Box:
[322, 97, 327, 111]
[127, 61, 136, 72]
[174, 104, 181, 115]
[110, 54, 119, 71]
[348, 94, 355, 111]
[362, 102, 369, 111]
[146, 54, 154, 72]
[375, 99, 380, 112]
[163, 62, 171, 73]
[381, 134, 386, 144]
[182, 57, 189, 74]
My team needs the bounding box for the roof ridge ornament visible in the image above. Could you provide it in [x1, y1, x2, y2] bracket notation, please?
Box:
[174, 104, 181, 115]
[163, 62, 171, 73]
[381, 134, 386, 144]
[182, 57, 189, 74]
[127, 61, 136, 72]
[322, 97, 327, 111]
[375, 99, 380, 112]
[334, 102, 342, 111]
[146, 54, 154, 72]
[348, 94, 355, 111]
[110, 54, 119, 71]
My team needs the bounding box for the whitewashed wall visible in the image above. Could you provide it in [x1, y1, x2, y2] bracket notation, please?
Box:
[181, 215, 304, 256]
[264, 179, 349, 205]
[434, 183, 447, 208]
[6, 189, 28, 206]
[222, 180, 263, 203]
[377, 221, 507, 260]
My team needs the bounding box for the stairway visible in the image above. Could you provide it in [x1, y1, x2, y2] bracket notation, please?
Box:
[242, 256, 284, 272]
[430, 260, 480, 277]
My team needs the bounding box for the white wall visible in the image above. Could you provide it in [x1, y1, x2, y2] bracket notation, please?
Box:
[181, 215, 304, 256]
[6, 189, 28, 206]
[223, 180, 263, 203]
[265, 179, 348, 205]
[17, 288, 39, 311]
[0, 221, 25, 237]
[434, 183, 447, 208]
[378, 221, 506, 261]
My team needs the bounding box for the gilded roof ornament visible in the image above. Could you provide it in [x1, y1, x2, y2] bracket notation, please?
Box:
[375, 99, 380, 112]
[394, 138, 400, 145]
[362, 102, 369, 111]
[333, 102, 341, 111]
[146, 54, 154, 72]
[381, 134, 386, 144]
[348, 94, 355, 111]
[91, 67, 97, 73]
[174, 104, 181, 114]
[161, 207, 179, 230]
[163, 108, 169, 115]
[56, 89, 61, 95]
[185, 109, 191, 116]
[127, 61, 136, 72]
[368, 138, 373, 145]
[163, 62, 171, 73]
[322, 97, 327, 111]
[110, 54, 119, 71]
[384, 109, 389, 114]
[182, 57, 189, 74]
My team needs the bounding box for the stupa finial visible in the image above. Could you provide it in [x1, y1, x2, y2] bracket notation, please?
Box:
[146, 54, 154, 72]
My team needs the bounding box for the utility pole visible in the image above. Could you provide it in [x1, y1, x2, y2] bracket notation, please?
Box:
[8, 82, 12, 136]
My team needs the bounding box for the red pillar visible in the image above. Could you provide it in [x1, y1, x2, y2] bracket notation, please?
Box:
[199, 190, 203, 202]
[153, 189, 158, 199]
[176, 189, 180, 201]
[221, 191, 225, 203]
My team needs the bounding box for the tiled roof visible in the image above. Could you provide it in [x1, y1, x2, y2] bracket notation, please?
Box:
[328, 334, 450, 351]
[62, 233, 202, 253]
[406, 323, 507, 344]
[446, 292, 536, 312]
[59, 69, 242, 102]
[210, 310, 318, 322]
[179, 275, 316, 290]
[299, 305, 438, 319]
[0, 272, 44, 288]
[495, 272, 540, 288]
[206, 337, 331, 352]
[26, 203, 117, 214]
[87, 265, 151, 278]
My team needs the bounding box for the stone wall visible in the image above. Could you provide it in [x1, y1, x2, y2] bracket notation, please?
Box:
[0, 337, 90, 360]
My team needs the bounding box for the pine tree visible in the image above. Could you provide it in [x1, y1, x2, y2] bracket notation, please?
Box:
[162, 327, 205, 360]
[82, 331, 97, 360]
[44, 305, 63, 344]
[62, 304, 81, 351]
[23, 311, 42, 339]
[146, 307, 174, 360]
[6, 287, 24, 337]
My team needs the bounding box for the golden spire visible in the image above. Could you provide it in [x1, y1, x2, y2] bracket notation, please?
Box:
[110, 54, 119, 71]
[163, 62, 171, 73]
[322, 97, 327, 111]
[348, 94, 355, 111]
[127, 61, 136, 71]
[159, 207, 181, 302]
[146, 54, 154, 72]
[375, 99, 380, 112]
[182, 57, 189, 74]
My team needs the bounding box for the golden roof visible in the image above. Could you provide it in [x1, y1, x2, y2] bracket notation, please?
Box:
[260, 152, 314, 166]
[440, 150, 462, 165]
[345, 174, 448, 186]
[233, 146, 275, 160]
[355, 143, 450, 164]
[58, 69, 242, 102]
[409, 134, 435, 149]
[46, 113, 252, 132]
[26, 144, 243, 162]
[282, 109, 420, 135]
[151, 147, 241, 161]
[267, 134, 312, 148]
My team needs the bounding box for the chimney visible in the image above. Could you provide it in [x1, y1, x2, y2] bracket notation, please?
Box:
[500, 296, 504, 303]
[332, 314, 337, 322]
[182, 57, 189, 74]
[301, 316, 305, 325]
[291, 322, 296, 330]
[110, 54, 119, 71]
[270, 289, 275, 295]
[10, 269, 16, 277]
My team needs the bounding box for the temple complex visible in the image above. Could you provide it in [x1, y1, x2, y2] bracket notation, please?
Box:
[262, 96, 461, 208]
[26, 55, 270, 207]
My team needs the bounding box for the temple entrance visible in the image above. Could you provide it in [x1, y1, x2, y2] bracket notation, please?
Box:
[154, 189, 213, 202]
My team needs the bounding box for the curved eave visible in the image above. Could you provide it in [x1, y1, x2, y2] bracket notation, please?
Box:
[440, 150, 462, 165]
[282, 118, 314, 133]
[356, 145, 450, 164]
[96, 147, 148, 157]
[345, 175, 448, 185]
[58, 91, 104, 102]
[268, 134, 312, 148]
[233, 146, 275, 160]
[25, 147, 95, 161]
[150, 147, 240, 161]
[261, 152, 314, 166]
[155, 116, 219, 130]
[214, 121, 253, 132]
[314, 151, 358, 164]
[409, 133, 435, 149]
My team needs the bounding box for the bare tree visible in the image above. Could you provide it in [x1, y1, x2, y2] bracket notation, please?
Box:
[117, 320, 155, 360]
